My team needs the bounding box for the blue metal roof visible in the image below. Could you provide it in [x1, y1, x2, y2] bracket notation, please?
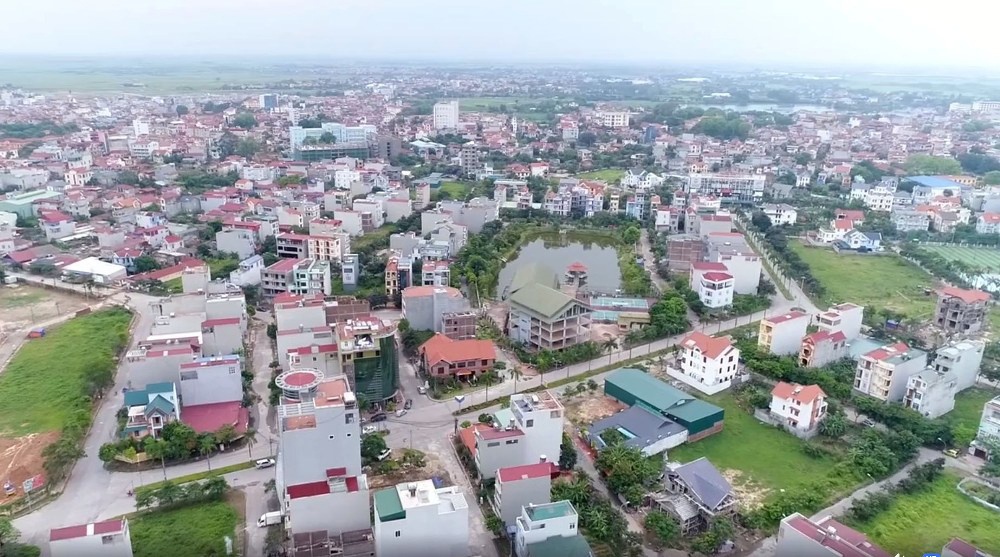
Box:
[905, 176, 966, 189]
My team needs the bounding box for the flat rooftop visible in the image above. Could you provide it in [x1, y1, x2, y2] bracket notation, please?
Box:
[525, 500, 575, 522]
[511, 391, 562, 412]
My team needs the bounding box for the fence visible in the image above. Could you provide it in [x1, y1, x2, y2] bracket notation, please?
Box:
[956, 477, 1000, 512]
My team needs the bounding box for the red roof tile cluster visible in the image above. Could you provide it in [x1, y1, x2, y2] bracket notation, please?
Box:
[938, 286, 991, 304]
[772, 381, 825, 404]
[497, 462, 559, 483]
[766, 311, 808, 325]
[50, 519, 125, 542]
[681, 331, 734, 359]
[420, 333, 496, 367]
[181, 401, 249, 434]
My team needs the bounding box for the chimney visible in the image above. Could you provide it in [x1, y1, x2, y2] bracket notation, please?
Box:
[407, 483, 417, 497]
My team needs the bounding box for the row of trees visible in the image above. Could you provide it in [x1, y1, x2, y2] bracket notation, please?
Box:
[846, 458, 944, 523]
[99, 422, 246, 474]
[550, 471, 643, 556]
[135, 476, 229, 511]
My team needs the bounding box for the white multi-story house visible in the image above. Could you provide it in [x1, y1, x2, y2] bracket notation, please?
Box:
[276, 372, 373, 545]
[373, 480, 469, 557]
[976, 212, 1000, 234]
[971, 396, 1000, 458]
[854, 342, 928, 402]
[492, 461, 556, 528]
[903, 368, 958, 419]
[470, 392, 565, 481]
[815, 303, 864, 341]
[49, 519, 134, 557]
[769, 382, 827, 433]
[695, 271, 734, 309]
[862, 183, 896, 212]
[433, 100, 460, 130]
[758, 311, 810, 356]
[761, 203, 798, 225]
[514, 501, 592, 557]
[673, 332, 740, 395]
[596, 110, 630, 128]
[622, 168, 663, 189]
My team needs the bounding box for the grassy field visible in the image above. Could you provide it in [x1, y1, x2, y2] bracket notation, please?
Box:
[458, 97, 540, 111]
[947, 388, 996, 432]
[0, 308, 132, 436]
[577, 169, 625, 183]
[437, 181, 472, 199]
[668, 393, 853, 502]
[130, 501, 239, 557]
[352, 224, 395, 252]
[920, 245, 1000, 271]
[0, 290, 47, 309]
[136, 460, 256, 497]
[790, 243, 936, 318]
[851, 472, 1000, 556]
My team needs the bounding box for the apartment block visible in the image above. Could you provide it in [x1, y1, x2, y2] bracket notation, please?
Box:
[373, 480, 469, 557]
[972, 396, 1000, 458]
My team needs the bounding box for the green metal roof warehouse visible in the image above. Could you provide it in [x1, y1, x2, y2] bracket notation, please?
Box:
[603, 368, 724, 437]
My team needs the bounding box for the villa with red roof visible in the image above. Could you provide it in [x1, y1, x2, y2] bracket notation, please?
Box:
[418, 333, 496, 380]
[673, 332, 740, 395]
[768, 382, 828, 433]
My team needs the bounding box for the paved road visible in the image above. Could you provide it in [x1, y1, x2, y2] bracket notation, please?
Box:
[747, 448, 983, 557]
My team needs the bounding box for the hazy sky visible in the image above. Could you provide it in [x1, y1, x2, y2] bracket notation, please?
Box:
[3, 0, 1000, 68]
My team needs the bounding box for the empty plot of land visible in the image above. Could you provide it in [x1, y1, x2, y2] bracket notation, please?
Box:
[790, 242, 937, 318]
[0, 286, 90, 331]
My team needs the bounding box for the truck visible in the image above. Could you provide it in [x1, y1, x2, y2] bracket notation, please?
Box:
[257, 511, 284, 528]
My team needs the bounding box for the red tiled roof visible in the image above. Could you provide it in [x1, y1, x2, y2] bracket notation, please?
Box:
[265, 258, 303, 273]
[50, 519, 125, 542]
[287, 480, 330, 500]
[497, 462, 558, 483]
[288, 344, 338, 355]
[681, 331, 734, 359]
[479, 427, 525, 441]
[420, 333, 496, 367]
[863, 342, 910, 362]
[691, 261, 728, 272]
[772, 381, 825, 404]
[980, 213, 1000, 224]
[939, 286, 991, 304]
[944, 538, 985, 557]
[766, 311, 808, 325]
[785, 515, 892, 557]
[202, 317, 241, 328]
[181, 401, 248, 434]
[803, 330, 846, 345]
[701, 271, 733, 282]
[459, 423, 491, 455]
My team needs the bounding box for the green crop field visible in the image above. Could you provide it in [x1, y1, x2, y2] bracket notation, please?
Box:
[437, 181, 472, 199]
[790, 243, 937, 318]
[458, 97, 540, 111]
[0, 307, 132, 436]
[850, 472, 1000, 557]
[131, 501, 239, 557]
[919, 245, 1000, 271]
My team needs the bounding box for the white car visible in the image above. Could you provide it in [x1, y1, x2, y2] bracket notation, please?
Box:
[362, 425, 377, 435]
[254, 458, 276, 469]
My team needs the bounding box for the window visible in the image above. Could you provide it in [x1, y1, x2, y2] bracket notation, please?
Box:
[228, 366, 237, 374]
[525, 419, 534, 428]
[487, 442, 500, 447]
[346, 414, 355, 424]
[570, 523, 575, 530]
[102, 535, 116, 545]
[395, 531, 401, 537]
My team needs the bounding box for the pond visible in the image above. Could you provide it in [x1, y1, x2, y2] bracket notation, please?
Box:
[498, 232, 622, 296]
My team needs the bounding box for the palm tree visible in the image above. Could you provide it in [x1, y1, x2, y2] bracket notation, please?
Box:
[602, 338, 619, 366]
[244, 428, 258, 459]
[199, 436, 216, 471]
[145, 438, 168, 481]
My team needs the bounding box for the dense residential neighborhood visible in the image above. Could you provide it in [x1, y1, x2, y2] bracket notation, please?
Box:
[2, 16, 1000, 557]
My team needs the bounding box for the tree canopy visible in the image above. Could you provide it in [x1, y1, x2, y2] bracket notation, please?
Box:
[233, 113, 257, 130]
[904, 154, 962, 175]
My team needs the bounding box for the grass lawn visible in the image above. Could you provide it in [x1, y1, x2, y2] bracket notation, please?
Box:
[437, 181, 471, 199]
[667, 393, 853, 501]
[947, 388, 996, 431]
[919, 245, 1000, 272]
[205, 257, 238, 280]
[163, 277, 183, 294]
[352, 224, 395, 252]
[458, 96, 539, 111]
[850, 472, 1000, 557]
[0, 308, 131, 436]
[577, 169, 625, 183]
[130, 501, 238, 557]
[0, 290, 46, 309]
[790, 242, 936, 318]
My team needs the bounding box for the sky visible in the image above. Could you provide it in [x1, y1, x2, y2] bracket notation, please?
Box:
[3, 0, 1000, 69]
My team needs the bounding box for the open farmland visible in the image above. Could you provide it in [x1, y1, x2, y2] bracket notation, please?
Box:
[790, 242, 937, 318]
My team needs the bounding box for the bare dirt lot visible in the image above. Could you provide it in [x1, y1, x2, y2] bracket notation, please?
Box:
[721, 469, 770, 510]
[562, 391, 626, 426]
[367, 450, 455, 491]
[0, 431, 60, 499]
[0, 285, 91, 365]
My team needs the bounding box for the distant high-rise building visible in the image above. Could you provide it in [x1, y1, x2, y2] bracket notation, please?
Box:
[643, 125, 658, 144]
[433, 100, 460, 130]
[132, 118, 149, 137]
[259, 94, 278, 110]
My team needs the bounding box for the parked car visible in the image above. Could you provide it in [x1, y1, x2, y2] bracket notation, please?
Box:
[395, 408, 407, 418]
[861, 419, 876, 428]
[943, 448, 960, 458]
[377, 448, 392, 461]
[404, 399, 413, 410]
[417, 386, 428, 395]
[362, 425, 377, 435]
[371, 412, 388, 422]
[254, 458, 276, 469]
